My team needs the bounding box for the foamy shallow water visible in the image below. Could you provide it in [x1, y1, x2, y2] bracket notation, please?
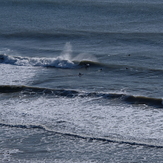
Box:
[1, 0, 163, 162]
[1, 93, 163, 147]
[0, 64, 37, 85]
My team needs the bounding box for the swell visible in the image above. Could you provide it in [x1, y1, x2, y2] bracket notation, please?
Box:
[1, 0, 162, 8]
[1, 31, 163, 49]
[0, 122, 162, 148]
[0, 31, 82, 40]
[0, 85, 163, 108]
[1, 31, 163, 41]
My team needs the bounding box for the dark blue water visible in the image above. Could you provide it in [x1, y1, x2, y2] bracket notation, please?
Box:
[1, 0, 163, 162]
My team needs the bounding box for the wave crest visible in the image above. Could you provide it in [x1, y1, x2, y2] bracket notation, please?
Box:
[0, 53, 78, 68]
[0, 122, 163, 148]
[0, 53, 102, 69]
[0, 85, 163, 108]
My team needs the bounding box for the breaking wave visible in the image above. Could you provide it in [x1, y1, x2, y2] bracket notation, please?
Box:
[0, 53, 102, 69]
[0, 122, 163, 148]
[0, 53, 77, 68]
[0, 43, 99, 69]
[0, 85, 163, 108]
[1, 53, 163, 74]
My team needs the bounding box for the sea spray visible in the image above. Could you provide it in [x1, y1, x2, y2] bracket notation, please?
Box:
[0, 43, 98, 68]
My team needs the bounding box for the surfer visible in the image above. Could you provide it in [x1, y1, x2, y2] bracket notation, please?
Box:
[85, 63, 90, 69]
[0, 55, 4, 61]
[78, 73, 83, 76]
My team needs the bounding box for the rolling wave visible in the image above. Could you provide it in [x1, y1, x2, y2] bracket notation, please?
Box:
[0, 85, 163, 108]
[2, 53, 163, 74]
[0, 53, 76, 68]
[0, 122, 162, 148]
[0, 53, 103, 69]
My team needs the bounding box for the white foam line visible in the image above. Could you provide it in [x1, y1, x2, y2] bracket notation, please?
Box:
[0, 122, 162, 148]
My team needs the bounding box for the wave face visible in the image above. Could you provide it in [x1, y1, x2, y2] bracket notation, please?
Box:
[0, 53, 102, 69]
[0, 85, 162, 108]
[2, 52, 163, 75]
[0, 42, 99, 69]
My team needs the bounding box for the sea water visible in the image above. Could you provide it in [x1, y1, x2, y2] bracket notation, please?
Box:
[1, 0, 163, 162]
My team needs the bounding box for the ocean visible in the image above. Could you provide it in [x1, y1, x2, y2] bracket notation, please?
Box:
[1, 0, 163, 162]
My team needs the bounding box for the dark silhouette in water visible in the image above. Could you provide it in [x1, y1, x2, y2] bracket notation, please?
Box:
[78, 73, 83, 76]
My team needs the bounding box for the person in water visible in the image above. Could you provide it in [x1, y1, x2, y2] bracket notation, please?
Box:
[78, 73, 83, 76]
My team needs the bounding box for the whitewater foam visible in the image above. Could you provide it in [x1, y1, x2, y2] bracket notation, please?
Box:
[0, 85, 163, 108]
[0, 42, 99, 69]
[0, 53, 77, 68]
[1, 87, 163, 144]
[0, 122, 162, 148]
